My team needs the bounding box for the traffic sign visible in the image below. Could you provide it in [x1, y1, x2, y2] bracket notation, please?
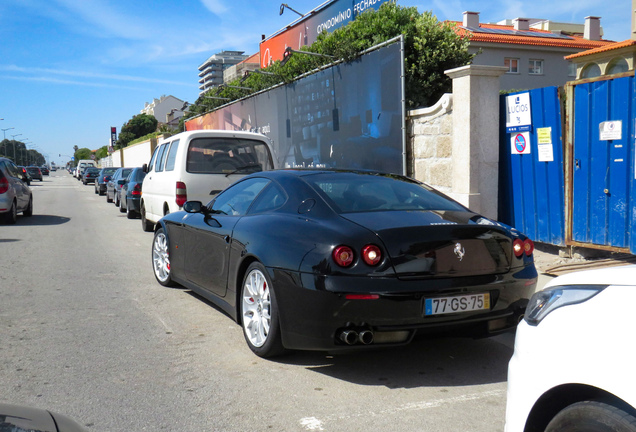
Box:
[511, 132, 531, 155]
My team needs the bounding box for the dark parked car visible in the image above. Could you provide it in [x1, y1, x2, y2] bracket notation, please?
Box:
[119, 167, 146, 218]
[94, 167, 118, 195]
[151, 169, 537, 357]
[17, 166, 32, 185]
[82, 167, 100, 185]
[106, 167, 133, 205]
[26, 166, 43, 181]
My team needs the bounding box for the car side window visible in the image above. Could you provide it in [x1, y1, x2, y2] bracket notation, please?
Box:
[147, 147, 158, 173]
[165, 139, 179, 171]
[6, 161, 18, 178]
[248, 182, 287, 214]
[210, 178, 270, 216]
[154, 143, 169, 172]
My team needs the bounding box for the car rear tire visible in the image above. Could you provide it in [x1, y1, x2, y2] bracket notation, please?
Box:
[240, 262, 285, 358]
[141, 203, 153, 232]
[546, 401, 636, 432]
[114, 193, 120, 207]
[152, 228, 176, 287]
[3, 202, 18, 224]
[23, 196, 33, 217]
[119, 197, 126, 213]
[106, 191, 113, 203]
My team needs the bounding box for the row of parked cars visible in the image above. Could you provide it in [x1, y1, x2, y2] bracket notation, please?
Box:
[75, 164, 146, 219]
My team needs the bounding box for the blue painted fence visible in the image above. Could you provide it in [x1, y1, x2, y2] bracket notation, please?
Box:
[498, 87, 565, 246]
[571, 76, 636, 253]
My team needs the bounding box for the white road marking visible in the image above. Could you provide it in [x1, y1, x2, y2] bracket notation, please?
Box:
[299, 389, 505, 430]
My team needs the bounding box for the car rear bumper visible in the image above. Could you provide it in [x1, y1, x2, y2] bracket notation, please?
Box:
[272, 266, 536, 351]
[127, 197, 141, 212]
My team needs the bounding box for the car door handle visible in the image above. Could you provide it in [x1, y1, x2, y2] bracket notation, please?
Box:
[224, 235, 231, 243]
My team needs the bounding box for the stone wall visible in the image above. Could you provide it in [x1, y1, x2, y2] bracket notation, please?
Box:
[407, 94, 453, 195]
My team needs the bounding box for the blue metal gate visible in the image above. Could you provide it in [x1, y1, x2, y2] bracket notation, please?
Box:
[570, 75, 636, 252]
[499, 86, 566, 245]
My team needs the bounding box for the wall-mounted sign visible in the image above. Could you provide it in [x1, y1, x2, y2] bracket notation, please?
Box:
[506, 92, 532, 133]
[599, 121, 622, 141]
[511, 132, 531, 155]
[536, 126, 553, 161]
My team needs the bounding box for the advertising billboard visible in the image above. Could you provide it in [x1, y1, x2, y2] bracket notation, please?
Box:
[260, 0, 391, 68]
[186, 39, 405, 174]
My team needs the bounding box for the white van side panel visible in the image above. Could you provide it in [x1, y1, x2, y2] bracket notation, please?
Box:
[141, 130, 276, 225]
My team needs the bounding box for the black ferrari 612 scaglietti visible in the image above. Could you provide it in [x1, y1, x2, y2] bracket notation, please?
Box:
[151, 169, 537, 357]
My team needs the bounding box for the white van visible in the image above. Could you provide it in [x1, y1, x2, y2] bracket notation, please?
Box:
[74, 159, 97, 179]
[140, 130, 276, 231]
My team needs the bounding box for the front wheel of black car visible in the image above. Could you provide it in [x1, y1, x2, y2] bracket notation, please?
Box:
[152, 228, 175, 287]
[241, 262, 285, 358]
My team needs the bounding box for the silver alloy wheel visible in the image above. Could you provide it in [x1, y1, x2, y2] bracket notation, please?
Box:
[242, 268, 272, 348]
[152, 231, 171, 283]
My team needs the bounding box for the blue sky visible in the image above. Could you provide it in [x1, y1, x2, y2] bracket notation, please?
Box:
[0, 0, 631, 166]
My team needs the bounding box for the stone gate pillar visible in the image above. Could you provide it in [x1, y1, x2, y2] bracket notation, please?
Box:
[444, 65, 507, 220]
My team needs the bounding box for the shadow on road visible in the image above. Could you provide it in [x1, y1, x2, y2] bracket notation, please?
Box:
[281, 334, 513, 388]
[10, 214, 71, 226]
[185, 288, 513, 389]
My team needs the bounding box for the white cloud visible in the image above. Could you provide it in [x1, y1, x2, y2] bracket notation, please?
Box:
[200, 0, 228, 15]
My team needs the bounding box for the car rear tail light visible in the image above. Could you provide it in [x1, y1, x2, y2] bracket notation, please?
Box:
[523, 238, 534, 256]
[0, 176, 8, 194]
[132, 184, 142, 196]
[345, 294, 379, 300]
[333, 245, 354, 267]
[362, 244, 382, 266]
[176, 181, 187, 207]
[513, 238, 534, 257]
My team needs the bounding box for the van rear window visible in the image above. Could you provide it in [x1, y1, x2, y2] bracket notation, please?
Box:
[186, 138, 273, 174]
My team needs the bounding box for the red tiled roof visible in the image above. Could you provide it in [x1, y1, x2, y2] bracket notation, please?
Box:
[446, 21, 614, 50]
[565, 39, 636, 59]
[240, 52, 260, 64]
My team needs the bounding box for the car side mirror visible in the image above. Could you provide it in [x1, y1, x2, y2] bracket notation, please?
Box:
[117, 179, 126, 185]
[142, 163, 148, 173]
[183, 201, 204, 213]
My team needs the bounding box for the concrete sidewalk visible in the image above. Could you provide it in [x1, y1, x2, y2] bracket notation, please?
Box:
[532, 242, 636, 291]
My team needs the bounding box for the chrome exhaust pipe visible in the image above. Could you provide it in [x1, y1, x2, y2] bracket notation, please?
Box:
[358, 330, 374, 345]
[339, 330, 358, 345]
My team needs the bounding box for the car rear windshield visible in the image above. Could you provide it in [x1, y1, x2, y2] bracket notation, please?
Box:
[186, 138, 273, 174]
[303, 172, 466, 214]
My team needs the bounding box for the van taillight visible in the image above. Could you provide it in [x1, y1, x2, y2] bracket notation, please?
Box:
[176, 181, 187, 207]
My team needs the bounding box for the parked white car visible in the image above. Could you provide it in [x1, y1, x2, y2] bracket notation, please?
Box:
[140, 130, 276, 231]
[505, 265, 636, 432]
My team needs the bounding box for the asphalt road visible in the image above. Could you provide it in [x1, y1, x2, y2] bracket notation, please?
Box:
[0, 172, 519, 432]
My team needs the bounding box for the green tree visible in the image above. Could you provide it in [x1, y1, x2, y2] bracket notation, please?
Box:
[74, 147, 93, 162]
[95, 146, 109, 159]
[315, 4, 473, 107]
[117, 114, 158, 148]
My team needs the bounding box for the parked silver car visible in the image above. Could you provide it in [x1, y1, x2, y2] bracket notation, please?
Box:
[0, 157, 33, 224]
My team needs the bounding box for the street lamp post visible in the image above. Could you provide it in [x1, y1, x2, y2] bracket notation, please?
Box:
[11, 134, 22, 163]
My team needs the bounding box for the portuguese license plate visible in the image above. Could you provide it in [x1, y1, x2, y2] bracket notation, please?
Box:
[424, 293, 490, 316]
